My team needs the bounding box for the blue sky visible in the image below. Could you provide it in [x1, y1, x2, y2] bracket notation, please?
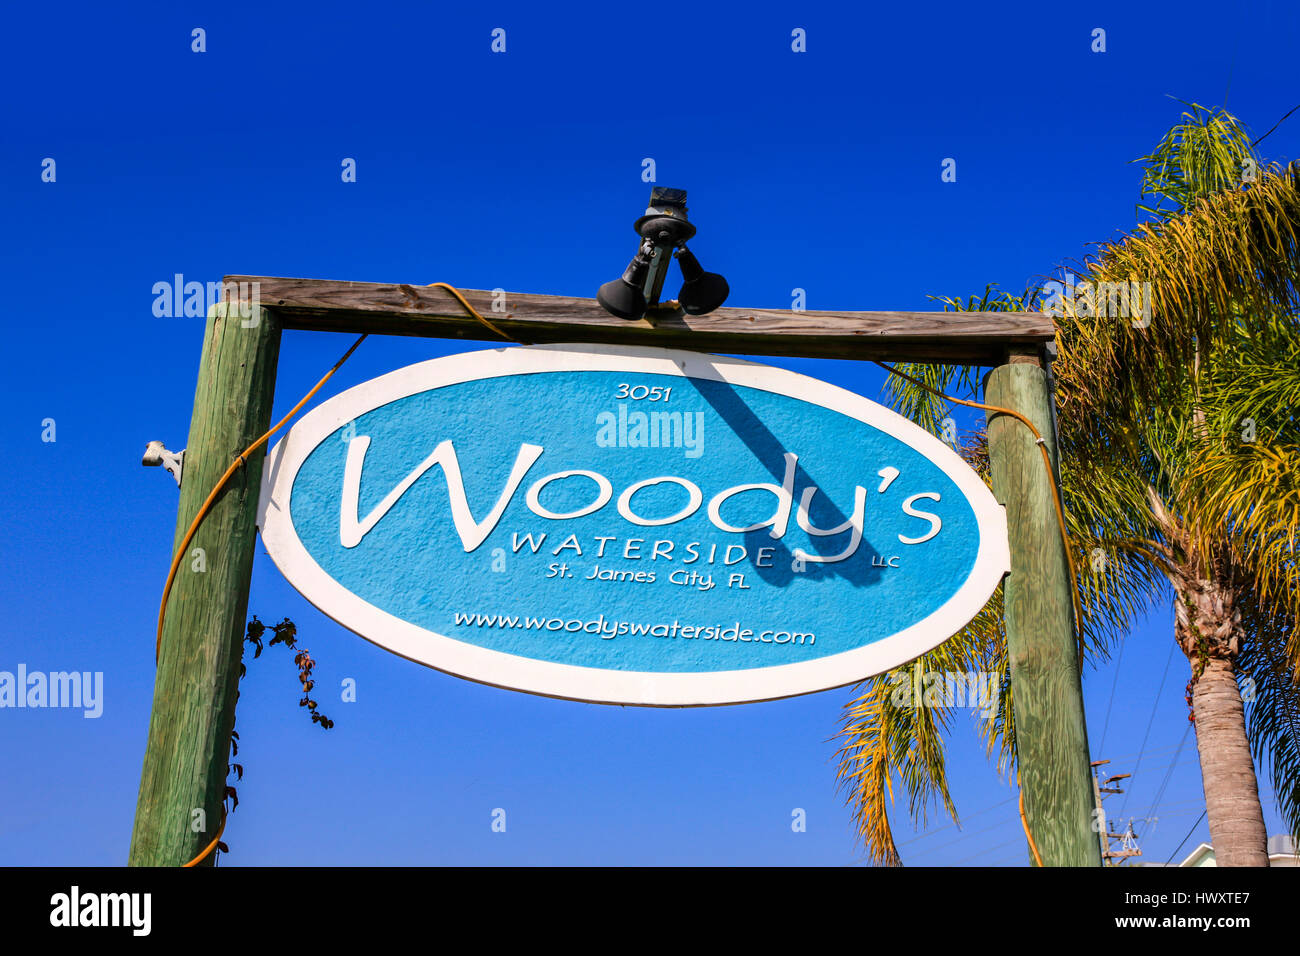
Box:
[1, 0, 1296, 865]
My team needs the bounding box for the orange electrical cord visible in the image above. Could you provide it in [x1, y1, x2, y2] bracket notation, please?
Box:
[426, 281, 524, 343]
[182, 807, 227, 868]
[1018, 774, 1045, 867]
[872, 361, 1084, 665]
[155, 332, 369, 663]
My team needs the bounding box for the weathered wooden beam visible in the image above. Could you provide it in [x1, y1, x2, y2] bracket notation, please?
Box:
[227, 276, 1054, 364]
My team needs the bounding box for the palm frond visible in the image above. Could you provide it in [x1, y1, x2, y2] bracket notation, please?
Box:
[1135, 101, 1261, 218]
[1056, 163, 1300, 414]
[833, 598, 1005, 866]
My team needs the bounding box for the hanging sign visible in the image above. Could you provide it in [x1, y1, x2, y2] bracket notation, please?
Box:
[258, 344, 1009, 706]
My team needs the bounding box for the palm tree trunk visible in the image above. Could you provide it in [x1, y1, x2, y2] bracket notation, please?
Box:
[1174, 568, 1270, 866]
[1189, 657, 1268, 865]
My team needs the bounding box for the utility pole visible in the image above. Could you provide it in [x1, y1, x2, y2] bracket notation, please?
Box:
[1092, 758, 1141, 865]
[1107, 821, 1144, 864]
[985, 349, 1101, 867]
[1092, 760, 1109, 861]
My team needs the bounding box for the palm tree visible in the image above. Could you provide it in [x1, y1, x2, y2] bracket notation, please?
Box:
[836, 105, 1300, 866]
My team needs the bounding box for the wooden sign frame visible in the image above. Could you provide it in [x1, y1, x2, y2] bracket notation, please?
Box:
[128, 277, 1099, 868]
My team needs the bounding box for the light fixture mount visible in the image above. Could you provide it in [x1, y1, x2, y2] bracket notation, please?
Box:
[597, 187, 729, 320]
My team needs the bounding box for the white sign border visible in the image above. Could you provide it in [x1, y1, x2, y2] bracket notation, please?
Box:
[258, 343, 1010, 707]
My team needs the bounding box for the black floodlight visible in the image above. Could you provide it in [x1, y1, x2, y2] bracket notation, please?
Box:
[596, 243, 653, 320]
[674, 246, 730, 316]
[596, 187, 729, 319]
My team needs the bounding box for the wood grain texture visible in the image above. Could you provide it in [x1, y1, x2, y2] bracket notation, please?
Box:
[226, 276, 1055, 364]
[985, 362, 1100, 867]
[129, 304, 281, 866]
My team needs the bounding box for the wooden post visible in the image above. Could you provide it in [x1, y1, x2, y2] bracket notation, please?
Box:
[984, 350, 1100, 867]
[129, 303, 281, 866]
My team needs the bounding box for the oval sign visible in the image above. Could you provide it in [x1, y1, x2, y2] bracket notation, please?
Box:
[259, 344, 1008, 706]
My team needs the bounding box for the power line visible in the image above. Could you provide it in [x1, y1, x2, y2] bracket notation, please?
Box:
[1087, 741, 1186, 770]
[1147, 804, 1214, 817]
[1102, 740, 1186, 764]
[1143, 722, 1194, 824]
[1252, 102, 1300, 148]
[950, 836, 1025, 867]
[847, 790, 1019, 868]
[1119, 641, 1178, 819]
[905, 814, 1022, 860]
[1165, 810, 1208, 865]
[1097, 633, 1127, 754]
[893, 745, 1199, 864]
[846, 794, 1021, 866]
[892, 796, 1017, 850]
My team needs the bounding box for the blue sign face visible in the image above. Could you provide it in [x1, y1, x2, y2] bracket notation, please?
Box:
[259, 345, 1008, 706]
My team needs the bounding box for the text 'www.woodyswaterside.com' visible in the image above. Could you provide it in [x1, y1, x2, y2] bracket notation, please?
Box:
[452, 612, 815, 645]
